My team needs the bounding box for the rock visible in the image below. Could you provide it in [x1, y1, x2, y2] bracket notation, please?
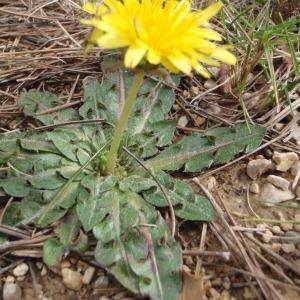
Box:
[296, 186, 300, 198]
[16, 276, 25, 282]
[36, 262, 43, 270]
[271, 226, 283, 235]
[266, 175, 290, 190]
[260, 183, 294, 205]
[61, 259, 71, 269]
[204, 79, 217, 89]
[206, 176, 217, 191]
[13, 263, 29, 277]
[41, 266, 47, 276]
[82, 266, 95, 285]
[294, 214, 300, 232]
[195, 116, 205, 126]
[191, 85, 199, 95]
[246, 159, 272, 180]
[207, 67, 220, 78]
[207, 103, 221, 115]
[290, 161, 300, 176]
[207, 288, 220, 299]
[220, 290, 230, 300]
[3, 282, 22, 300]
[249, 182, 260, 194]
[94, 275, 109, 289]
[277, 212, 294, 231]
[177, 115, 188, 128]
[99, 297, 110, 300]
[271, 243, 281, 252]
[261, 230, 273, 243]
[222, 277, 231, 290]
[211, 278, 222, 286]
[243, 287, 254, 299]
[61, 268, 83, 291]
[5, 276, 15, 284]
[282, 243, 296, 254]
[272, 151, 299, 172]
[113, 292, 127, 299]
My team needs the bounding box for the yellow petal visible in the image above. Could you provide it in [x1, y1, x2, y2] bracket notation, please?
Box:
[198, 2, 222, 24]
[125, 46, 147, 68]
[211, 48, 236, 65]
[167, 52, 192, 74]
[161, 58, 180, 73]
[147, 49, 161, 65]
[192, 62, 211, 78]
[83, 3, 97, 14]
[97, 33, 128, 48]
[195, 28, 222, 41]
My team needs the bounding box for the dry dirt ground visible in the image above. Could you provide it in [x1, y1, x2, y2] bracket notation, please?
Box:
[1, 1, 300, 300]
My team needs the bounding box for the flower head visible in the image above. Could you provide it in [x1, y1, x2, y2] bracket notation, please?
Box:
[82, 0, 236, 77]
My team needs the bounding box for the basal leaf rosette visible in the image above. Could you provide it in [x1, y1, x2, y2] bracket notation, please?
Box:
[82, 0, 236, 76]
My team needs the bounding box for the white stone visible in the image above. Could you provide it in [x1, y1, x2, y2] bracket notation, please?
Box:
[94, 276, 109, 289]
[177, 115, 188, 128]
[294, 214, 300, 232]
[207, 67, 220, 78]
[246, 159, 272, 180]
[13, 263, 29, 277]
[249, 182, 260, 194]
[206, 176, 217, 191]
[41, 266, 47, 276]
[16, 276, 25, 282]
[282, 243, 296, 254]
[260, 183, 294, 205]
[290, 161, 300, 176]
[243, 287, 254, 299]
[261, 230, 273, 243]
[220, 290, 230, 300]
[204, 79, 217, 89]
[272, 151, 299, 172]
[271, 243, 281, 252]
[206, 103, 221, 115]
[5, 276, 15, 284]
[82, 266, 95, 285]
[296, 186, 300, 198]
[266, 175, 290, 190]
[61, 268, 83, 291]
[3, 282, 22, 300]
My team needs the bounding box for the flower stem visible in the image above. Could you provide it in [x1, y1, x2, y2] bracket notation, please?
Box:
[106, 71, 144, 175]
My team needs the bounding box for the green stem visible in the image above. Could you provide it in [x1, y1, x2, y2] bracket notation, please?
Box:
[106, 71, 144, 175]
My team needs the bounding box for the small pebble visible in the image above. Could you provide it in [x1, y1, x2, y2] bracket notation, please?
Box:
[195, 116, 205, 126]
[294, 214, 300, 232]
[296, 186, 300, 198]
[16, 276, 25, 282]
[61, 260, 71, 269]
[41, 266, 47, 276]
[260, 183, 294, 206]
[61, 268, 83, 291]
[206, 103, 221, 115]
[36, 262, 43, 270]
[177, 115, 189, 128]
[208, 288, 220, 299]
[277, 212, 294, 231]
[3, 282, 22, 300]
[249, 182, 260, 194]
[290, 161, 300, 176]
[94, 276, 109, 289]
[211, 278, 222, 286]
[222, 277, 231, 290]
[271, 226, 283, 235]
[282, 243, 296, 254]
[191, 85, 199, 95]
[261, 230, 273, 243]
[220, 290, 230, 300]
[266, 175, 290, 191]
[114, 292, 127, 299]
[82, 266, 96, 285]
[272, 151, 299, 172]
[271, 243, 281, 253]
[99, 297, 110, 300]
[204, 79, 217, 89]
[5, 276, 15, 284]
[13, 263, 29, 277]
[243, 287, 255, 299]
[206, 176, 217, 191]
[246, 159, 272, 180]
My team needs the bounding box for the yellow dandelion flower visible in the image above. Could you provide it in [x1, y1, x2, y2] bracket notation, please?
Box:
[81, 0, 236, 77]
